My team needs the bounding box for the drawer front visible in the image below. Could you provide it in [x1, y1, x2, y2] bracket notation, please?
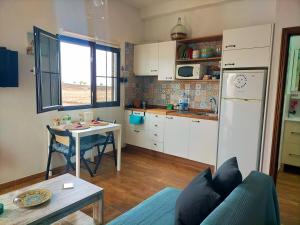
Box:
[285, 121, 300, 144]
[283, 142, 300, 156]
[147, 113, 165, 123]
[125, 127, 147, 148]
[283, 150, 300, 167]
[148, 140, 163, 152]
[222, 47, 270, 68]
[148, 129, 164, 142]
[149, 121, 164, 132]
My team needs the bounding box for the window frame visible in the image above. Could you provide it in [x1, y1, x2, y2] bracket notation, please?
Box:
[58, 35, 121, 111]
[93, 43, 121, 108]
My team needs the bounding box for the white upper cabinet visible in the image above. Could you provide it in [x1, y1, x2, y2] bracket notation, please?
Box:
[134, 43, 158, 76]
[158, 41, 176, 81]
[222, 24, 273, 51]
[188, 119, 218, 165]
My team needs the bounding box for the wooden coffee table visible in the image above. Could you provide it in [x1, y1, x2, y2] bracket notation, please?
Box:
[0, 174, 103, 225]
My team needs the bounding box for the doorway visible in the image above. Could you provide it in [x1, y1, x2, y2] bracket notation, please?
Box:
[270, 26, 300, 225]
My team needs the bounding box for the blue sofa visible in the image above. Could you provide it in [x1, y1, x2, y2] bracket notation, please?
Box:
[107, 171, 280, 225]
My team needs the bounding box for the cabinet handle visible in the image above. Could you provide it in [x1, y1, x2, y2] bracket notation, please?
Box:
[154, 133, 158, 136]
[291, 131, 300, 135]
[154, 124, 158, 127]
[192, 120, 200, 123]
[154, 143, 157, 146]
[225, 63, 235, 66]
[151, 69, 158, 72]
[155, 115, 158, 118]
[134, 130, 140, 133]
[166, 116, 173, 119]
[225, 44, 236, 48]
[288, 153, 300, 157]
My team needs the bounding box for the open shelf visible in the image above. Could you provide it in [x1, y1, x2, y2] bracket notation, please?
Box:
[177, 35, 223, 44]
[176, 57, 221, 63]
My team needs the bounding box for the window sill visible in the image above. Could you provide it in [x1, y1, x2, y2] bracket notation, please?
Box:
[58, 101, 120, 111]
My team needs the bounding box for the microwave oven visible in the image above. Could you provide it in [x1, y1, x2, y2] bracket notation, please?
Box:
[176, 64, 207, 79]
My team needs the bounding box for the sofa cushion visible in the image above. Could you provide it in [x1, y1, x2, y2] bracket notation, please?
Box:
[201, 171, 280, 225]
[212, 157, 242, 200]
[175, 168, 221, 225]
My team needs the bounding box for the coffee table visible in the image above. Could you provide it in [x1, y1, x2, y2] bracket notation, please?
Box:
[0, 174, 103, 225]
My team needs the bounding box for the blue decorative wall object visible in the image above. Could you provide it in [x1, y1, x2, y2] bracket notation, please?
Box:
[0, 47, 19, 87]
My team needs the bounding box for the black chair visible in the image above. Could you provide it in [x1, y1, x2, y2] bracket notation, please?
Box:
[46, 125, 99, 179]
[93, 119, 117, 174]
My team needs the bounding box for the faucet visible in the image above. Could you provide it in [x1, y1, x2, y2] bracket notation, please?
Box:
[209, 97, 218, 114]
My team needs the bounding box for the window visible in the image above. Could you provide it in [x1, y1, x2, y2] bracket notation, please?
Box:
[60, 37, 92, 107]
[95, 45, 120, 107]
[34, 27, 120, 113]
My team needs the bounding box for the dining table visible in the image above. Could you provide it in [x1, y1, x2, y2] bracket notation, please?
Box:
[48, 122, 122, 178]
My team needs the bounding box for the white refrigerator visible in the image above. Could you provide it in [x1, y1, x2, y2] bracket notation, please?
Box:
[217, 70, 267, 178]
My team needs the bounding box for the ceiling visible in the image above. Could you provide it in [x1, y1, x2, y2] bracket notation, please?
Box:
[121, 0, 173, 9]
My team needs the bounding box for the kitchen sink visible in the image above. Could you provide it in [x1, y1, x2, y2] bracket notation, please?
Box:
[176, 111, 217, 117]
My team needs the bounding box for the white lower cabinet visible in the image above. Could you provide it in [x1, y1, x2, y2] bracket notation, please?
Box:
[188, 119, 218, 165]
[125, 110, 218, 166]
[164, 116, 190, 158]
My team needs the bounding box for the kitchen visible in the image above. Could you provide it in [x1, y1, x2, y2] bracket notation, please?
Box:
[124, 23, 273, 177]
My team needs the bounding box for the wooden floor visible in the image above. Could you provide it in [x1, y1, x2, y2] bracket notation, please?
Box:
[1, 147, 300, 224]
[276, 168, 300, 225]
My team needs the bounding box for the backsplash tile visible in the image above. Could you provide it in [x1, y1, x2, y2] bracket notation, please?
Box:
[124, 42, 220, 110]
[137, 77, 219, 109]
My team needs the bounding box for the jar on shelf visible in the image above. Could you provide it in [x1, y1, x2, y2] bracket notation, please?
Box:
[170, 17, 187, 40]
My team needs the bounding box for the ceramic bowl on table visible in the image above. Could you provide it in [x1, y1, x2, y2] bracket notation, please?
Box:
[13, 189, 52, 208]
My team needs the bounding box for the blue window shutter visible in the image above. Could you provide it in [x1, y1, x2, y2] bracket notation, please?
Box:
[34, 26, 61, 113]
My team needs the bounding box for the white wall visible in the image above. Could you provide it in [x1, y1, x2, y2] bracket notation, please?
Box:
[0, 0, 143, 184]
[143, 0, 276, 42]
[262, 0, 300, 173]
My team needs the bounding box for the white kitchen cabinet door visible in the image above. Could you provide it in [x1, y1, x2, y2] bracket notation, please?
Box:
[134, 43, 158, 76]
[158, 41, 176, 81]
[223, 24, 272, 51]
[188, 119, 218, 165]
[164, 116, 190, 158]
[222, 47, 271, 68]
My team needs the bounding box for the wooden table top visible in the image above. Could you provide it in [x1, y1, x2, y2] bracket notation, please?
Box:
[0, 174, 103, 225]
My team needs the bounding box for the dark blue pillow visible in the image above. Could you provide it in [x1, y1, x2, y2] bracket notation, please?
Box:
[212, 157, 242, 200]
[175, 168, 221, 225]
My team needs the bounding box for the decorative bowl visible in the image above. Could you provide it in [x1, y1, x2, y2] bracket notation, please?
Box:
[13, 189, 52, 208]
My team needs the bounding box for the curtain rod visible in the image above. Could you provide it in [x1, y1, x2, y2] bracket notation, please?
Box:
[60, 29, 120, 48]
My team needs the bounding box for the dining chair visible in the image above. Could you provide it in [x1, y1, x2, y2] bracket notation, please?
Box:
[46, 125, 99, 179]
[93, 119, 117, 174]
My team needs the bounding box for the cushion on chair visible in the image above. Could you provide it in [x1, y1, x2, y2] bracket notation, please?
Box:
[212, 157, 242, 201]
[52, 134, 104, 155]
[175, 168, 221, 225]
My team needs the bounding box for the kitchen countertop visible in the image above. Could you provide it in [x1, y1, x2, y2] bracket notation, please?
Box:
[125, 107, 218, 121]
[167, 111, 218, 121]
